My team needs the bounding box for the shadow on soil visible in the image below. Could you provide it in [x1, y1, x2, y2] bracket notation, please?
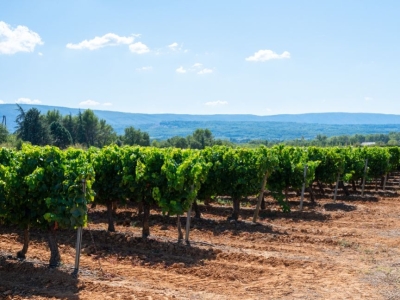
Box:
[0, 226, 218, 269]
[323, 203, 357, 212]
[78, 229, 219, 267]
[0, 254, 79, 299]
[88, 207, 284, 235]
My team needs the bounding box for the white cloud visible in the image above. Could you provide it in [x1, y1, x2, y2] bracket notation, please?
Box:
[245, 50, 290, 62]
[136, 66, 153, 71]
[205, 100, 228, 106]
[16, 97, 41, 104]
[197, 68, 213, 75]
[79, 99, 100, 106]
[0, 100, 4, 104]
[0, 21, 43, 55]
[167, 42, 187, 52]
[176, 66, 187, 73]
[168, 42, 179, 50]
[67, 33, 135, 50]
[79, 100, 112, 106]
[192, 63, 202, 68]
[129, 42, 149, 54]
[365, 96, 373, 101]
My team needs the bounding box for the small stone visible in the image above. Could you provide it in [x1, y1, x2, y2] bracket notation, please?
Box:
[3, 290, 12, 296]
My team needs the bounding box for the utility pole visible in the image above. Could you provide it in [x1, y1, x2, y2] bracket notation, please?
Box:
[1, 116, 5, 127]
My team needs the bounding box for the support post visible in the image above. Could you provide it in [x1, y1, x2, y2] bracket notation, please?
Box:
[72, 178, 86, 277]
[299, 165, 308, 211]
[253, 172, 268, 223]
[333, 173, 340, 202]
[185, 204, 193, 245]
[383, 173, 388, 191]
[72, 227, 83, 277]
[361, 159, 368, 196]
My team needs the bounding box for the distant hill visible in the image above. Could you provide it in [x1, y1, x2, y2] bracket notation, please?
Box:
[1, 104, 400, 141]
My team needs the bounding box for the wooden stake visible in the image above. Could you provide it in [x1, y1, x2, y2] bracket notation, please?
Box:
[333, 173, 340, 202]
[253, 172, 268, 223]
[185, 204, 193, 245]
[299, 165, 308, 211]
[361, 159, 368, 196]
[72, 179, 86, 277]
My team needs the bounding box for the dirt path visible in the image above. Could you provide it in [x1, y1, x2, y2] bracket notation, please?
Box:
[2, 181, 400, 299]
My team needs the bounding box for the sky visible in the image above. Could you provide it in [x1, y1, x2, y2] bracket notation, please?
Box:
[0, 0, 400, 116]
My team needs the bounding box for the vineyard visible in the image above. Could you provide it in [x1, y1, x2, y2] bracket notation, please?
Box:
[1, 144, 400, 299]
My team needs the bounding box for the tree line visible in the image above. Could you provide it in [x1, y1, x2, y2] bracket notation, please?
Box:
[0, 105, 233, 149]
[1, 105, 400, 148]
[1, 105, 150, 148]
[246, 132, 400, 147]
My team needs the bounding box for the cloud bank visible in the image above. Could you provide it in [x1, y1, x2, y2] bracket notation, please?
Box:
[0, 21, 43, 55]
[205, 100, 228, 106]
[67, 33, 149, 54]
[176, 66, 187, 73]
[16, 98, 42, 104]
[246, 50, 290, 62]
[79, 99, 112, 107]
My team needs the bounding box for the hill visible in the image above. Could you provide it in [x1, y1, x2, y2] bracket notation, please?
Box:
[1, 104, 400, 141]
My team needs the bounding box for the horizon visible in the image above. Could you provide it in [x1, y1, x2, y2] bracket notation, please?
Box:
[2, 103, 400, 118]
[1, 1, 399, 115]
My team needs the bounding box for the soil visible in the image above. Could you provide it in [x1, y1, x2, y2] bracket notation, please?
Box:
[2, 176, 400, 299]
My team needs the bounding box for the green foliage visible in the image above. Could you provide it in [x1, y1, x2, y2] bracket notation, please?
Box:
[123, 126, 150, 146]
[50, 121, 73, 149]
[0, 145, 94, 229]
[2, 143, 400, 228]
[157, 148, 211, 215]
[91, 145, 125, 206]
[0, 124, 8, 144]
[15, 105, 51, 146]
[363, 147, 391, 178]
[267, 146, 320, 212]
[187, 129, 214, 149]
[307, 147, 345, 183]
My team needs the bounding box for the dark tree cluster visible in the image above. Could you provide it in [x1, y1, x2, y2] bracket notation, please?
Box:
[152, 128, 233, 149]
[13, 105, 136, 149]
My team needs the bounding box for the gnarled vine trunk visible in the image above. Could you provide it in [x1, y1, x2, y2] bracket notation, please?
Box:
[260, 197, 266, 210]
[112, 200, 118, 215]
[48, 226, 61, 268]
[17, 226, 30, 259]
[308, 186, 315, 203]
[177, 215, 183, 241]
[193, 199, 201, 219]
[106, 202, 116, 232]
[231, 197, 241, 220]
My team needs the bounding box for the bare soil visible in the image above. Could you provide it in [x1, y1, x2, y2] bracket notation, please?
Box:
[2, 178, 400, 299]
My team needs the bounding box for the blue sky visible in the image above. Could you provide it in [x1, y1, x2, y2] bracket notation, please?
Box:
[0, 1, 399, 115]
